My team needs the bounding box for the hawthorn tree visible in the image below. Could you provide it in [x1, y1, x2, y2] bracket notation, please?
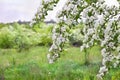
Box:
[32, 0, 120, 79]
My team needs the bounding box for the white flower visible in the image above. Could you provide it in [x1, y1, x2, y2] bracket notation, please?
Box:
[49, 43, 57, 52]
[108, 42, 114, 48]
[101, 40, 106, 47]
[86, 43, 89, 48]
[102, 58, 107, 65]
[49, 47, 53, 52]
[49, 59, 54, 64]
[80, 46, 84, 51]
[114, 63, 117, 68]
[61, 27, 66, 32]
[117, 35, 120, 43]
[52, 33, 57, 40]
[99, 66, 108, 73]
[52, 26, 57, 33]
[87, 28, 94, 35]
[47, 54, 51, 59]
[97, 74, 103, 80]
[47, 54, 54, 64]
[65, 19, 73, 25]
[113, 60, 119, 68]
[56, 35, 65, 45]
[97, 14, 104, 25]
[68, 4, 74, 10]
[44, 0, 51, 5]
[101, 48, 106, 56]
[54, 53, 59, 58]
[84, 35, 89, 42]
[92, 34, 98, 40]
[80, 44, 86, 51]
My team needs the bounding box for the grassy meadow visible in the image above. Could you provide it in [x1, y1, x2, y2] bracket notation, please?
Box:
[0, 46, 120, 80]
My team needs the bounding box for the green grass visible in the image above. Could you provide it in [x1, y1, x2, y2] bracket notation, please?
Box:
[0, 46, 120, 80]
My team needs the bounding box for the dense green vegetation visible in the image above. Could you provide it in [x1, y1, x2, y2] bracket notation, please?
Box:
[0, 22, 83, 49]
[0, 23, 120, 80]
[0, 22, 53, 50]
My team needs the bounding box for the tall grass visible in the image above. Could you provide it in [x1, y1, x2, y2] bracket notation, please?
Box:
[0, 46, 120, 80]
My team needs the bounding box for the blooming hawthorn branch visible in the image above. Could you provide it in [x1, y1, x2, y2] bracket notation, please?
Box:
[32, 0, 120, 79]
[31, 0, 59, 25]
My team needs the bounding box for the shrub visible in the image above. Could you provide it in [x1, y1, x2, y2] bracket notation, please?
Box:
[0, 22, 53, 50]
[0, 27, 15, 48]
[32, 22, 53, 46]
[0, 23, 7, 29]
[14, 34, 32, 52]
[69, 28, 83, 47]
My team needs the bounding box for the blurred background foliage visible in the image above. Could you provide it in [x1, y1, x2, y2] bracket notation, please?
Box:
[0, 22, 84, 51]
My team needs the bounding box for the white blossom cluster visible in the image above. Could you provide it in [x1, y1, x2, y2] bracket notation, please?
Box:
[56, 0, 88, 25]
[80, 1, 120, 79]
[47, 0, 86, 63]
[31, 0, 59, 25]
[32, 0, 120, 79]
[47, 25, 68, 63]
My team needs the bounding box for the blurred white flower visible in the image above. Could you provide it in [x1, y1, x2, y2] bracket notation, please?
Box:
[99, 66, 108, 74]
